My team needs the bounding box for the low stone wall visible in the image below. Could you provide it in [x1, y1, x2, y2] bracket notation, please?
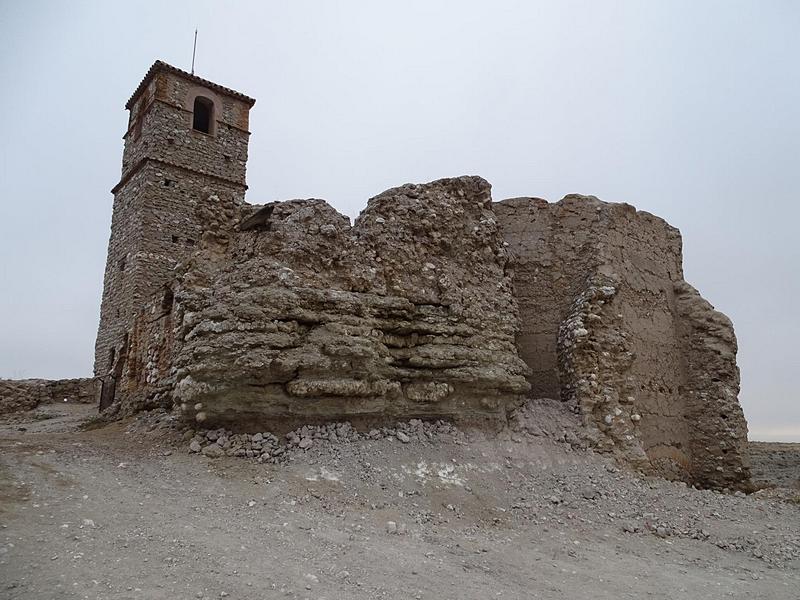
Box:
[0, 377, 99, 414]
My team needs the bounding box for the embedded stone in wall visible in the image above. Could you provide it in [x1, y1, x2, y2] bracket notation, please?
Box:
[556, 274, 649, 468]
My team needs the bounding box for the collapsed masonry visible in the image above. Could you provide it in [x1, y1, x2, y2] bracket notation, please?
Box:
[82, 61, 750, 489]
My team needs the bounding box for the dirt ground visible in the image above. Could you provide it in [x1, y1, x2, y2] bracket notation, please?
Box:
[1, 403, 798, 600]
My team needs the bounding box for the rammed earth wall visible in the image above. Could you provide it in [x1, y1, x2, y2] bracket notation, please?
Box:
[495, 195, 750, 488]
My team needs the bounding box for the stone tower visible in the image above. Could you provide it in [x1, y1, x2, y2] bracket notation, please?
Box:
[94, 60, 255, 384]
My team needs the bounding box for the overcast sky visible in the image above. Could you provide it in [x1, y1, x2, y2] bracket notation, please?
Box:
[1, 1, 798, 441]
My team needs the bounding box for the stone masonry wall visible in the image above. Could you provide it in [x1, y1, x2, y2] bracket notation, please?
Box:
[94, 163, 245, 376]
[0, 378, 100, 414]
[94, 166, 148, 375]
[110, 291, 178, 417]
[94, 66, 251, 377]
[123, 86, 250, 184]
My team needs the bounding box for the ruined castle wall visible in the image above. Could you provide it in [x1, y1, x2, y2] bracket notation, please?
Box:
[492, 197, 605, 398]
[94, 166, 148, 375]
[98, 158, 749, 488]
[0, 378, 99, 414]
[496, 195, 749, 487]
[495, 196, 688, 468]
[117, 177, 530, 429]
[595, 204, 690, 476]
[675, 281, 750, 488]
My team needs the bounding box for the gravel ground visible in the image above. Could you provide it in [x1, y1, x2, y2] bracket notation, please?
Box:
[0, 403, 798, 599]
[749, 442, 800, 490]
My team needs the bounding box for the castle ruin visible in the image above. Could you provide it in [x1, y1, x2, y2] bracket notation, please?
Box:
[4, 61, 751, 490]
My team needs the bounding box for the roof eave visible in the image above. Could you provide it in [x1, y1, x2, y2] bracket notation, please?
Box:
[124, 60, 256, 110]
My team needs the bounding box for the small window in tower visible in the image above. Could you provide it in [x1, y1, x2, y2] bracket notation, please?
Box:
[186, 238, 196, 246]
[171, 235, 179, 243]
[192, 96, 214, 134]
[118, 256, 126, 272]
[161, 287, 175, 312]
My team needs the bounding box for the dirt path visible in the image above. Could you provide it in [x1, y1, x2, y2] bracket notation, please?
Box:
[1, 404, 798, 599]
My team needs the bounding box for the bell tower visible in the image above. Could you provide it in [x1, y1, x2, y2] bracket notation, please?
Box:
[94, 60, 255, 378]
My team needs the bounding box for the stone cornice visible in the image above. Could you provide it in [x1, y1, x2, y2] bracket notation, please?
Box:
[111, 157, 247, 194]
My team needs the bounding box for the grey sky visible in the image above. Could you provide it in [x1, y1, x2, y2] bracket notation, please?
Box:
[1, 1, 798, 441]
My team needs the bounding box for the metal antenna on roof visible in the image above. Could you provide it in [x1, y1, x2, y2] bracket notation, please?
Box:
[191, 29, 198, 75]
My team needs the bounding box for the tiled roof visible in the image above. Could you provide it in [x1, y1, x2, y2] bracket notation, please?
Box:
[125, 60, 256, 109]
